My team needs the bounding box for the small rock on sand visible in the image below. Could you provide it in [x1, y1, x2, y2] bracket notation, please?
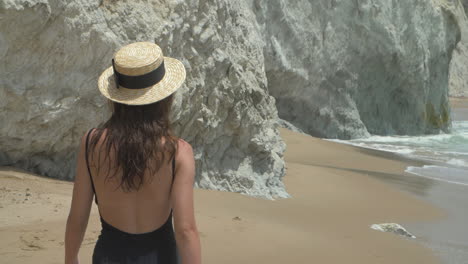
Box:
[370, 223, 416, 238]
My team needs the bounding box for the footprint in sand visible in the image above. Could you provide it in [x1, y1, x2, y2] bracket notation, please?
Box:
[20, 233, 44, 251]
[19, 229, 59, 251]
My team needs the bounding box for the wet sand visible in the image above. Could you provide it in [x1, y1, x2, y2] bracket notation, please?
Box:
[450, 97, 468, 121]
[391, 97, 468, 263]
[449, 97, 468, 109]
[0, 126, 447, 264]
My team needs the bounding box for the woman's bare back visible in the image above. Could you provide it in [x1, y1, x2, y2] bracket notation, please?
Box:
[88, 129, 178, 234]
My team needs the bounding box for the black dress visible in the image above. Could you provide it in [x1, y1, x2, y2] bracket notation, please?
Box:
[85, 129, 180, 264]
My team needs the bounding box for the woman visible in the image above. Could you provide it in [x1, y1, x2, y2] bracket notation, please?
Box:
[64, 42, 201, 264]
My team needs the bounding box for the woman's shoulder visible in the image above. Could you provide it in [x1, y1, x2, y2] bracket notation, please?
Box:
[174, 138, 195, 180]
[84, 128, 106, 144]
[176, 138, 193, 154]
[175, 138, 194, 163]
[177, 137, 191, 146]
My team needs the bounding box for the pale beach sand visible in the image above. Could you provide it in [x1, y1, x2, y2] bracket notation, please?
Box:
[0, 127, 447, 264]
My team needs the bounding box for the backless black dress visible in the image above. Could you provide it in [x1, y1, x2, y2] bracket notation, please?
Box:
[84, 128, 180, 264]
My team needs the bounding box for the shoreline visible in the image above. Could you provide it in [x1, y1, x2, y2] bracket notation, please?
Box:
[322, 134, 468, 263]
[316, 96, 468, 263]
[385, 97, 468, 263]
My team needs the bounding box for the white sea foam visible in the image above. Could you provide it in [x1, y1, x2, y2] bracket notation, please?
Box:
[328, 121, 468, 187]
[447, 158, 468, 167]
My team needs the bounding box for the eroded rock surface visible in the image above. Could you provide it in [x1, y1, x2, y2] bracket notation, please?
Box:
[0, 0, 288, 199]
[254, 0, 459, 138]
[449, 0, 468, 98]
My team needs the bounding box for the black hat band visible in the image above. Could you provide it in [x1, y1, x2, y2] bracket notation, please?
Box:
[112, 59, 166, 89]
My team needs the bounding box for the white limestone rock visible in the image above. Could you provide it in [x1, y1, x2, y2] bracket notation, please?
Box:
[0, 0, 288, 199]
[449, 0, 468, 98]
[371, 223, 417, 239]
[253, 0, 459, 138]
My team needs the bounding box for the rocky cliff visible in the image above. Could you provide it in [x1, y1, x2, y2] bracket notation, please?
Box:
[449, 0, 468, 98]
[0, 0, 461, 198]
[0, 0, 287, 199]
[255, 0, 460, 138]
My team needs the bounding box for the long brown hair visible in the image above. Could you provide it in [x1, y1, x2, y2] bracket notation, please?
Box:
[87, 94, 179, 192]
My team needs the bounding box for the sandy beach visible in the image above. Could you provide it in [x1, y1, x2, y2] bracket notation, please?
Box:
[0, 125, 449, 264]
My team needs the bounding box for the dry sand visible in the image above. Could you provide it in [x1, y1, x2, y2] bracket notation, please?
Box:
[0, 127, 446, 264]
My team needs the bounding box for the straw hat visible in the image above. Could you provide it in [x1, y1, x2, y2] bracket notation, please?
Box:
[98, 42, 186, 105]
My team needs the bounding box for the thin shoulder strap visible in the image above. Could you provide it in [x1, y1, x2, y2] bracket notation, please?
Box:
[85, 128, 98, 204]
[170, 154, 176, 215]
[171, 155, 176, 185]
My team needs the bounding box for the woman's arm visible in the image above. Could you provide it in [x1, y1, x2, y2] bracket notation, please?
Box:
[64, 132, 95, 264]
[171, 140, 202, 264]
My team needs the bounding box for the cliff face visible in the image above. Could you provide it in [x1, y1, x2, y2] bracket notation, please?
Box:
[254, 0, 460, 138]
[0, 0, 288, 199]
[449, 0, 468, 98]
[0, 0, 461, 198]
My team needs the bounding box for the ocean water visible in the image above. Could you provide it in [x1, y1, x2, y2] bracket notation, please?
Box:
[327, 120, 468, 187]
